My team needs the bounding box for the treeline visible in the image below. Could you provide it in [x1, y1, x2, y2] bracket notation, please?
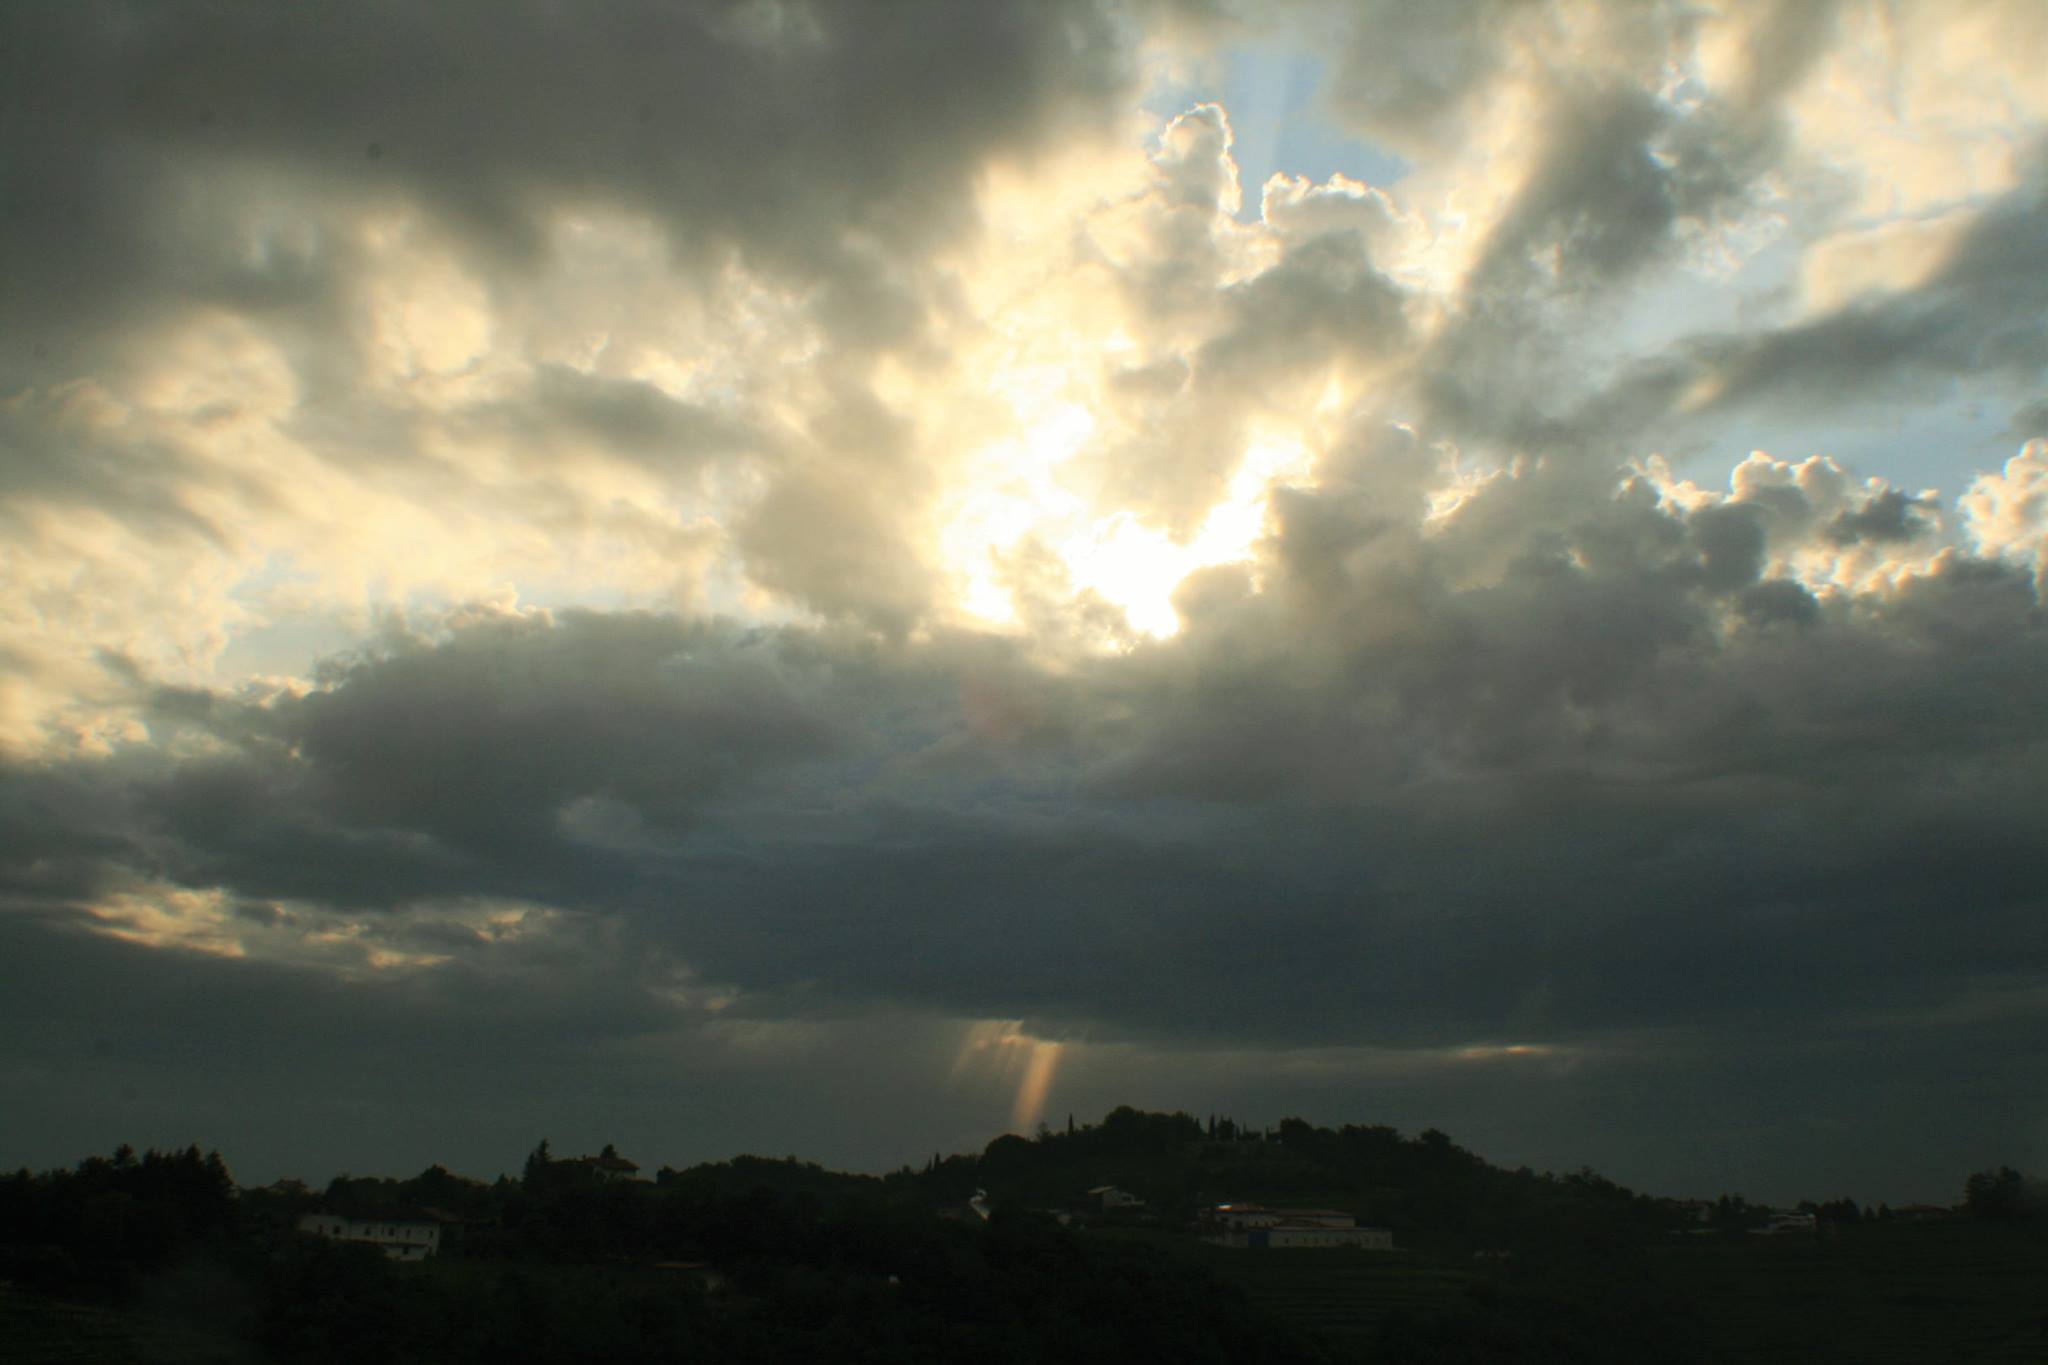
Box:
[927, 1107, 1675, 1255]
[2, 1134, 1322, 1364]
[0, 1143, 237, 1288]
[1963, 1166, 2048, 1220]
[256, 1198, 1319, 1365]
[4, 1119, 2041, 1363]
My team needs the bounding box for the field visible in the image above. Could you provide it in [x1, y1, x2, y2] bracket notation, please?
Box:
[6, 1217, 2043, 1363]
[0, 1282, 250, 1365]
[1103, 1228, 1478, 1347]
[1650, 1221, 2048, 1364]
[1189, 1244, 1474, 1346]
[1108, 1219, 2048, 1363]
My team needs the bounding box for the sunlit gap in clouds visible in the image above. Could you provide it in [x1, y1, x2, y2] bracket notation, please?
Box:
[1065, 429, 1316, 636]
[940, 402, 1320, 641]
[952, 1021, 1064, 1130]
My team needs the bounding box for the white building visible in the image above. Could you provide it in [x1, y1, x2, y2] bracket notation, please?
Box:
[1211, 1204, 1357, 1229]
[1087, 1185, 1145, 1210]
[1210, 1203, 1282, 1229]
[298, 1212, 442, 1261]
[569, 1151, 644, 1183]
[1203, 1204, 1393, 1250]
[1259, 1224, 1394, 1249]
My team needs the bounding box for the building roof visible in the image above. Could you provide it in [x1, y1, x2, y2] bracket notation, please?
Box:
[566, 1153, 641, 1172]
[1213, 1203, 1352, 1218]
[302, 1209, 444, 1227]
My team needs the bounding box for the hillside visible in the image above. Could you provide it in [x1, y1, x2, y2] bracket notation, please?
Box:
[3, 1114, 2043, 1363]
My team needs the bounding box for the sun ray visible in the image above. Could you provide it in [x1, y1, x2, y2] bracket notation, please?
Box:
[952, 1021, 1065, 1131]
[1010, 1039, 1062, 1129]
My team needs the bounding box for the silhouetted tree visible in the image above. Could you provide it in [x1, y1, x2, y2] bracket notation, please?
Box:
[523, 1138, 566, 1196]
[1964, 1166, 2037, 1219]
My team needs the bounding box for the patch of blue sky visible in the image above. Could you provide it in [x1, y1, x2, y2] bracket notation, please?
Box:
[214, 610, 360, 682]
[1145, 39, 1408, 220]
[214, 553, 352, 680]
[1137, 38, 2025, 505]
[1637, 245, 2022, 497]
[1569, 233, 2014, 498]
[1701, 392, 2023, 504]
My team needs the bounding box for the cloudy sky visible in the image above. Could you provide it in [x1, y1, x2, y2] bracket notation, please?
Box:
[4, 0, 2045, 1205]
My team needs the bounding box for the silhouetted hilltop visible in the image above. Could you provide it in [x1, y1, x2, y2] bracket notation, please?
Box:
[4, 1114, 2044, 1363]
[914, 1108, 1670, 1255]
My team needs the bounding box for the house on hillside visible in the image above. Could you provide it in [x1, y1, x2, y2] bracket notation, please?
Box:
[566, 1148, 644, 1183]
[1087, 1184, 1145, 1211]
[1893, 1204, 1955, 1221]
[1209, 1203, 1282, 1229]
[1201, 1203, 1393, 1250]
[937, 1189, 994, 1223]
[297, 1212, 442, 1261]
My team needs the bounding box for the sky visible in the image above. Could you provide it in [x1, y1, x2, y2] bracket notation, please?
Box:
[2, 0, 2045, 1208]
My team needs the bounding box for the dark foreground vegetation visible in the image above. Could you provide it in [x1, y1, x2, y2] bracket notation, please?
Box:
[3, 1114, 2045, 1363]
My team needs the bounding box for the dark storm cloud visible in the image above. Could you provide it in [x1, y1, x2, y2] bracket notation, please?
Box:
[0, 763, 143, 907]
[132, 611, 838, 907]
[5, 0, 2046, 1202]
[9, 459, 2042, 1062]
[2, 451, 2043, 1200]
[0, 0, 1130, 365]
